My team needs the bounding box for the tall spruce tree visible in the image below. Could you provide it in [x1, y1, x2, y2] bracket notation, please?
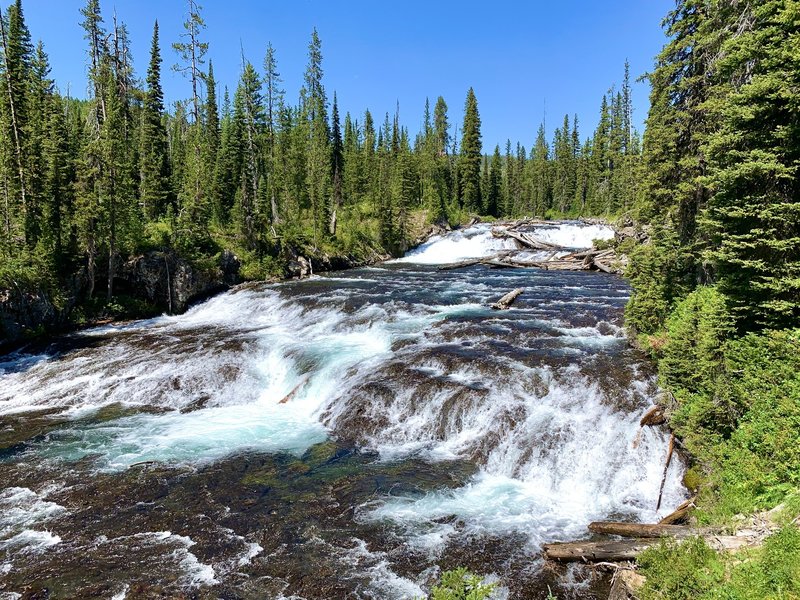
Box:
[140, 20, 169, 220]
[301, 28, 330, 247]
[459, 87, 481, 213]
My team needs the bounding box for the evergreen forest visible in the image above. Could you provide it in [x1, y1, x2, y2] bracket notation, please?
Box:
[1, 0, 799, 597]
[0, 0, 641, 314]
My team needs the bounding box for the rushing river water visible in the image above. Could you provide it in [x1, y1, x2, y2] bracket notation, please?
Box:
[0, 223, 685, 600]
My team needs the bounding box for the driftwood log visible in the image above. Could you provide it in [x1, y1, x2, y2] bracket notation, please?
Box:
[279, 376, 309, 404]
[544, 535, 749, 562]
[656, 434, 676, 511]
[588, 522, 709, 539]
[640, 405, 667, 427]
[491, 288, 523, 310]
[659, 496, 696, 525]
[491, 227, 559, 250]
[544, 539, 659, 562]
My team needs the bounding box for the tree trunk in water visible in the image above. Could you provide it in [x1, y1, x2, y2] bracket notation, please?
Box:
[491, 288, 523, 310]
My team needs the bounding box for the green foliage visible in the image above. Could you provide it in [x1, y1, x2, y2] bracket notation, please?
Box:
[659, 286, 732, 396]
[428, 568, 495, 600]
[702, 1, 800, 333]
[638, 527, 800, 600]
[625, 226, 689, 335]
[638, 537, 725, 600]
[662, 329, 800, 522]
[459, 88, 482, 213]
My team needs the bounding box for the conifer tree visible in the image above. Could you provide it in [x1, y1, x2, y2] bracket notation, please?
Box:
[173, 0, 211, 250]
[704, 0, 800, 330]
[330, 92, 343, 235]
[458, 87, 481, 213]
[487, 145, 502, 217]
[0, 0, 33, 249]
[301, 28, 330, 247]
[140, 20, 169, 219]
[235, 60, 264, 250]
[204, 60, 219, 162]
[263, 42, 283, 224]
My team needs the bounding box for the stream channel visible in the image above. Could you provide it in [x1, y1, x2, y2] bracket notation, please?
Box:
[0, 222, 686, 599]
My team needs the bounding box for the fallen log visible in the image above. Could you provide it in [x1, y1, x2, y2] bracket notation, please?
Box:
[279, 376, 309, 404]
[592, 259, 615, 274]
[482, 259, 516, 269]
[544, 539, 659, 562]
[491, 227, 559, 250]
[656, 433, 676, 511]
[491, 288, 523, 310]
[640, 405, 667, 427]
[588, 522, 710, 538]
[437, 258, 484, 271]
[526, 260, 588, 271]
[544, 535, 749, 562]
[437, 251, 518, 271]
[659, 496, 696, 525]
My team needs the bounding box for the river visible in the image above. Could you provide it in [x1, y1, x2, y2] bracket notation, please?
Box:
[0, 222, 685, 599]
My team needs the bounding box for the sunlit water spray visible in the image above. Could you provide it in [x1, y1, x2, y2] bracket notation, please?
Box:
[0, 222, 684, 598]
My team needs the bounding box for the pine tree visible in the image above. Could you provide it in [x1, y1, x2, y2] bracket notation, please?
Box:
[204, 60, 219, 162]
[459, 87, 481, 213]
[0, 0, 33, 249]
[263, 42, 283, 225]
[172, 0, 207, 125]
[487, 145, 502, 217]
[236, 60, 264, 251]
[301, 28, 330, 247]
[704, 1, 800, 330]
[173, 0, 211, 250]
[529, 124, 550, 216]
[330, 91, 343, 235]
[140, 20, 169, 220]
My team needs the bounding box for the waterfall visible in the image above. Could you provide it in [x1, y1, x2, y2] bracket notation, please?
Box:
[0, 222, 684, 599]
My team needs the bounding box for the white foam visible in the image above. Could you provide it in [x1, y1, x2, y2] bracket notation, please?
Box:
[0, 529, 61, 554]
[237, 541, 263, 567]
[528, 222, 614, 249]
[352, 366, 685, 551]
[394, 224, 517, 265]
[341, 538, 425, 599]
[110, 585, 129, 600]
[0, 487, 65, 562]
[134, 531, 218, 587]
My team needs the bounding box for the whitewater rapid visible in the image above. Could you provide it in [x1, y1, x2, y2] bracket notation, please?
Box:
[395, 221, 614, 265]
[0, 221, 684, 599]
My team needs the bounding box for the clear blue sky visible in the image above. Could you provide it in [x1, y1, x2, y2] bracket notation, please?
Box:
[24, 0, 672, 151]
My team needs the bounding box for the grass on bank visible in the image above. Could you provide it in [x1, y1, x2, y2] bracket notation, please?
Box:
[632, 284, 800, 597]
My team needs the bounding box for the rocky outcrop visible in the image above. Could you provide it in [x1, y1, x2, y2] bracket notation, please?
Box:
[120, 249, 241, 313]
[0, 287, 59, 345]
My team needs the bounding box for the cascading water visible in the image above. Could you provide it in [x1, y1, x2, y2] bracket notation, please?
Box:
[0, 222, 685, 599]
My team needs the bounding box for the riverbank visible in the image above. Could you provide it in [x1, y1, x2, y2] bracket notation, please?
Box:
[0, 215, 454, 352]
[1, 219, 674, 599]
[1, 215, 618, 353]
[547, 229, 800, 599]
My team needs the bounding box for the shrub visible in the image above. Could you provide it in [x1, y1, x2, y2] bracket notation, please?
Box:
[659, 286, 733, 396]
[638, 537, 725, 600]
[428, 568, 496, 600]
[638, 527, 800, 600]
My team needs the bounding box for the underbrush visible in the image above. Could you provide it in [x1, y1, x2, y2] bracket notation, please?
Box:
[638, 526, 800, 600]
[631, 285, 800, 595]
